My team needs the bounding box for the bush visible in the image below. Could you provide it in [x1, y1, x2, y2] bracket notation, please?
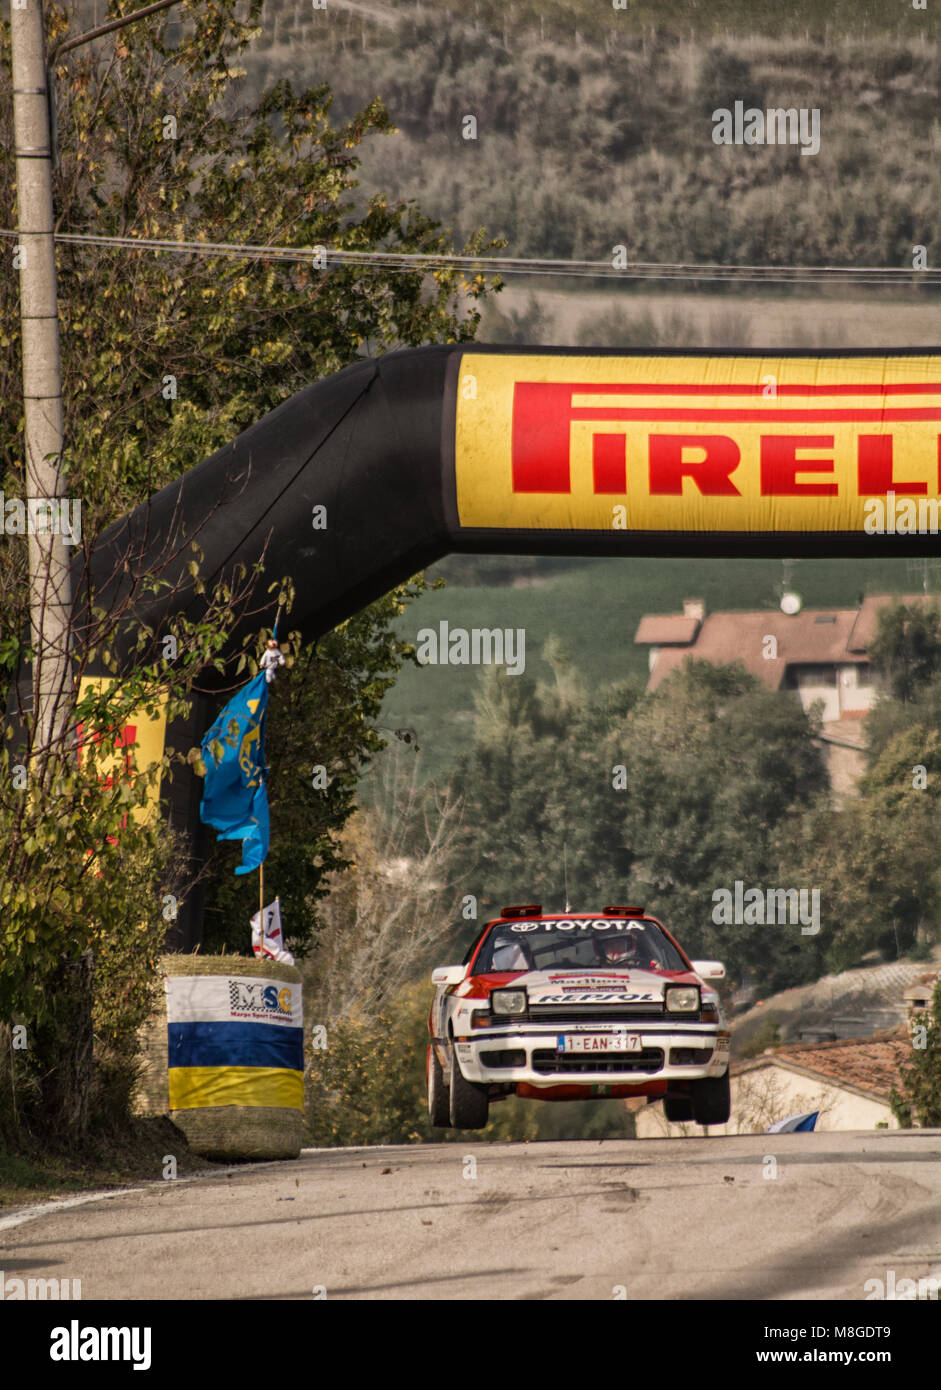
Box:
[891, 980, 941, 1128]
[306, 981, 437, 1147]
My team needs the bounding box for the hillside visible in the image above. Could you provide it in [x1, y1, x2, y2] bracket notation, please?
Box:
[378, 555, 938, 784]
[242, 2, 941, 272]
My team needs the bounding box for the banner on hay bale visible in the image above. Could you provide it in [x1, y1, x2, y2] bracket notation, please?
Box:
[165, 972, 304, 1112]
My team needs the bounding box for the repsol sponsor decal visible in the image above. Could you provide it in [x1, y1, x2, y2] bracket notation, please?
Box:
[533, 991, 659, 1004]
[454, 354, 941, 535]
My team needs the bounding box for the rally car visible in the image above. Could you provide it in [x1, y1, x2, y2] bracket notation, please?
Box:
[427, 904, 730, 1130]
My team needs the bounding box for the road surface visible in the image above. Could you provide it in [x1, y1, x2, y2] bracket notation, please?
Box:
[3, 1131, 940, 1300]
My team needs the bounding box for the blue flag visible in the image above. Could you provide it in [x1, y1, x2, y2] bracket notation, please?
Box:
[199, 671, 270, 876]
[767, 1110, 819, 1134]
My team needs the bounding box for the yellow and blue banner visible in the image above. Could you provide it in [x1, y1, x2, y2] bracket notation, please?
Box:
[199, 671, 270, 875]
[166, 973, 304, 1111]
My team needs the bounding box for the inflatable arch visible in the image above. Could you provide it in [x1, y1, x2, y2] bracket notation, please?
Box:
[85, 345, 941, 944]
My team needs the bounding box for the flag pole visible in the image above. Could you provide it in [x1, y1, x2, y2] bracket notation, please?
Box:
[259, 861, 264, 956]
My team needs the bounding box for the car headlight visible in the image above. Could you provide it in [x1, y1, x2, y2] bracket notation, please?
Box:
[491, 988, 527, 1016]
[665, 986, 700, 1013]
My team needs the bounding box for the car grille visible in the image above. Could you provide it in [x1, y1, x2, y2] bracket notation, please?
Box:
[669, 1047, 714, 1066]
[532, 1047, 665, 1075]
[480, 1049, 527, 1069]
[527, 1005, 667, 1025]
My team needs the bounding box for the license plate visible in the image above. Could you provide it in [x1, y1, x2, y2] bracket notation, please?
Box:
[557, 1033, 642, 1053]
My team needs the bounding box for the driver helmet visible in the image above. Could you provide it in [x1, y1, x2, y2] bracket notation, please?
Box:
[595, 928, 642, 966]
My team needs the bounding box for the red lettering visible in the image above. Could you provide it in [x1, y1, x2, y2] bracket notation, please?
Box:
[510, 383, 626, 493]
[593, 434, 626, 493]
[857, 434, 927, 495]
[648, 435, 741, 496]
[512, 383, 582, 492]
[760, 435, 836, 496]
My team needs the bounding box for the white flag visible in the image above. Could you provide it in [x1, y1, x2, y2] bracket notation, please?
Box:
[250, 897, 295, 965]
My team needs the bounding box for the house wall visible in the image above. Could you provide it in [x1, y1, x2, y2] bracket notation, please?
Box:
[839, 663, 873, 714]
[796, 682, 841, 722]
[794, 664, 872, 721]
[633, 1063, 897, 1138]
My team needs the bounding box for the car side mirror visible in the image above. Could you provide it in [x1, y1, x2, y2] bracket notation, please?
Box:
[691, 960, 726, 980]
[431, 964, 467, 986]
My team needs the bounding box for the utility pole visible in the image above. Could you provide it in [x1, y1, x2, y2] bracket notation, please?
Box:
[10, 0, 184, 776]
[11, 0, 70, 774]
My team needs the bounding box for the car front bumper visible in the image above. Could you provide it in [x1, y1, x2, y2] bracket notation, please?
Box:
[451, 1022, 730, 1088]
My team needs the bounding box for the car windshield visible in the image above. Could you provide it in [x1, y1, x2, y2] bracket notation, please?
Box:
[475, 918, 688, 974]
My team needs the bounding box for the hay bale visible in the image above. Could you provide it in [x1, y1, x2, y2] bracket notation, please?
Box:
[134, 953, 305, 1161]
[168, 1105, 303, 1162]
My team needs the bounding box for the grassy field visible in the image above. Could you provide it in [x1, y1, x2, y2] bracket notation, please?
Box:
[378, 554, 938, 783]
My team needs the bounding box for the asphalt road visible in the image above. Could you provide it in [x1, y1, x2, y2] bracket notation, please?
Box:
[3, 1131, 940, 1301]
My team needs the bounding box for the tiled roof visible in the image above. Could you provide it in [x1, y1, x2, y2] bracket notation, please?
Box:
[847, 594, 941, 653]
[640, 608, 868, 692]
[636, 593, 941, 693]
[634, 615, 701, 645]
[734, 1030, 910, 1101]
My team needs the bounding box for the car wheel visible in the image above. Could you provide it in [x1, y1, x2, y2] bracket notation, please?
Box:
[663, 1095, 694, 1123]
[427, 1044, 451, 1128]
[690, 1069, 731, 1126]
[448, 1043, 489, 1130]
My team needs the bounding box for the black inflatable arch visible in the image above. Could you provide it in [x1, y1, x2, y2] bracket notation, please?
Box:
[84, 343, 941, 944]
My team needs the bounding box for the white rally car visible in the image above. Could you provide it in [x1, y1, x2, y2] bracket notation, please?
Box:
[427, 904, 730, 1130]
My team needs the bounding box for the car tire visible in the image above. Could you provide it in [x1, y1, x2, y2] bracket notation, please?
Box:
[427, 1044, 451, 1128]
[663, 1095, 694, 1123]
[690, 1069, 731, 1126]
[449, 1043, 489, 1130]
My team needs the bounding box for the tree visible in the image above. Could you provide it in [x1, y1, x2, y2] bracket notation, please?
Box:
[448, 653, 643, 943]
[802, 727, 941, 970]
[868, 601, 941, 707]
[1, 3, 498, 523]
[201, 577, 440, 957]
[0, 0, 499, 1145]
[302, 744, 467, 1022]
[891, 978, 941, 1128]
[449, 655, 831, 993]
[616, 660, 830, 991]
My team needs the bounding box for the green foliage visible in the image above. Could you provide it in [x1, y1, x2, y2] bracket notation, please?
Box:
[0, 0, 500, 1145]
[737, 1019, 782, 1060]
[868, 602, 941, 706]
[251, 6, 941, 268]
[447, 652, 829, 992]
[201, 576, 435, 956]
[795, 725, 941, 970]
[306, 981, 437, 1146]
[0, 3, 499, 534]
[891, 979, 941, 1128]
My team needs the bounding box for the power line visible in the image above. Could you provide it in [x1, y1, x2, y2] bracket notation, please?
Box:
[0, 227, 938, 287]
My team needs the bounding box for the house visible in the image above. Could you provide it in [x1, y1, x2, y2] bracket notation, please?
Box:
[634, 593, 939, 794]
[904, 973, 940, 1017]
[634, 1029, 910, 1138]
